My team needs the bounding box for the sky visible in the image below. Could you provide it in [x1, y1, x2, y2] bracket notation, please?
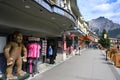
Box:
[77, 0, 120, 24]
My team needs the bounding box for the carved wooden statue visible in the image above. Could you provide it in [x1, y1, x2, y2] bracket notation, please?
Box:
[4, 31, 27, 80]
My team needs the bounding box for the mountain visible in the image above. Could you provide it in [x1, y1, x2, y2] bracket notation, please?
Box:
[108, 28, 120, 38]
[88, 17, 120, 38]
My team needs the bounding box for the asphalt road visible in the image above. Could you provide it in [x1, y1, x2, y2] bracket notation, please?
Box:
[30, 49, 120, 80]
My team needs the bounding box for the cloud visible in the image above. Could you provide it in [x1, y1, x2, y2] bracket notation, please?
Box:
[93, 3, 111, 12]
[77, 0, 120, 24]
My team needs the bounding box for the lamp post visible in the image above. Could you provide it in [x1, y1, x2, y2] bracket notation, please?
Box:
[104, 33, 107, 60]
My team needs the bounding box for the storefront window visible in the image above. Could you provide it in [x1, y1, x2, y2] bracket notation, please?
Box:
[0, 36, 6, 53]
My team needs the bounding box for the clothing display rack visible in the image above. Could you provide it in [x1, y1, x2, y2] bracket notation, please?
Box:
[26, 37, 41, 76]
[41, 40, 47, 63]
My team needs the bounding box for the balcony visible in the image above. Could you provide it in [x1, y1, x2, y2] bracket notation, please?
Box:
[34, 0, 76, 24]
[35, 0, 52, 11]
[0, 0, 77, 37]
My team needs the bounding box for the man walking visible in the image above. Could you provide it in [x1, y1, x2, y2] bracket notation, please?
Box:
[79, 46, 81, 55]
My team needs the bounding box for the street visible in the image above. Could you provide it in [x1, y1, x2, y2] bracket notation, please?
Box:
[30, 49, 120, 80]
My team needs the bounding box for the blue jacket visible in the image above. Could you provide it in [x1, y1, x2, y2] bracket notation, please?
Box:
[48, 47, 53, 55]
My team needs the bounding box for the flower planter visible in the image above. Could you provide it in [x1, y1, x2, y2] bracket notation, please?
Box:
[110, 53, 115, 62]
[114, 54, 120, 68]
[106, 50, 111, 58]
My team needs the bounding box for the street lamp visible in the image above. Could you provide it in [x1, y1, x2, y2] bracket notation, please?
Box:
[104, 33, 107, 60]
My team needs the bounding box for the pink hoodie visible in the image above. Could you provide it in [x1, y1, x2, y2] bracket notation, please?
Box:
[27, 43, 41, 58]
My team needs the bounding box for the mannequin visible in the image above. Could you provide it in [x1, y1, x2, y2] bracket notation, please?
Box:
[4, 31, 27, 80]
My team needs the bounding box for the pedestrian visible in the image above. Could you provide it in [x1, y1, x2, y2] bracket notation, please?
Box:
[70, 46, 73, 54]
[48, 45, 54, 64]
[79, 46, 81, 55]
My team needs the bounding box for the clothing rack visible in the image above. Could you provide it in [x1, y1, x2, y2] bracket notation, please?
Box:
[26, 37, 41, 76]
[28, 37, 40, 41]
[41, 40, 47, 63]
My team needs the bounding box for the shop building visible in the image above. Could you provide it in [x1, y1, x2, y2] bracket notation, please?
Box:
[0, 0, 92, 77]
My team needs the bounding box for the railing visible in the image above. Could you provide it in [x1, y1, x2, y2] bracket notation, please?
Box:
[52, 6, 76, 23]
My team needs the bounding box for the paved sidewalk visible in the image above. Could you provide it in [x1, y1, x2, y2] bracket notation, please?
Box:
[27, 48, 86, 80]
[30, 49, 120, 80]
[101, 50, 120, 77]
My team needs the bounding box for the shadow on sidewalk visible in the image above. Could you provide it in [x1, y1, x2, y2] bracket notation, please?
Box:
[99, 57, 106, 61]
[101, 61, 120, 80]
[109, 63, 120, 80]
[102, 61, 114, 65]
[100, 53, 106, 56]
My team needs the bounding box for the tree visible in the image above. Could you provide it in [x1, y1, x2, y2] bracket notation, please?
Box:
[98, 29, 110, 48]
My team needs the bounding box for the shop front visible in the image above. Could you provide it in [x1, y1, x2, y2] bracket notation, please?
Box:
[0, 0, 78, 79]
[78, 35, 91, 48]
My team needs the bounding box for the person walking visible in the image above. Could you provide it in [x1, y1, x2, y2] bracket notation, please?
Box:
[79, 46, 81, 55]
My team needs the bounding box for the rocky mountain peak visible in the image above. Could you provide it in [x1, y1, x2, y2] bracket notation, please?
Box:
[88, 17, 120, 38]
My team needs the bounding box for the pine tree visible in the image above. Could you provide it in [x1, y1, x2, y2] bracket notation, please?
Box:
[98, 29, 110, 48]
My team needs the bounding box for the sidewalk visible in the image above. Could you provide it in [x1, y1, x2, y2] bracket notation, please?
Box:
[101, 50, 120, 76]
[29, 49, 120, 80]
[27, 48, 86, 80]
[71, 49, 120, 80]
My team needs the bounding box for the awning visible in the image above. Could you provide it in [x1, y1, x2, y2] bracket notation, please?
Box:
[78, 35, 91, 41]
[66, 28, 84, 37]
[84, 35, 91, 41]
[0, 0, 75, 37]
[78, 36, 84, 40]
